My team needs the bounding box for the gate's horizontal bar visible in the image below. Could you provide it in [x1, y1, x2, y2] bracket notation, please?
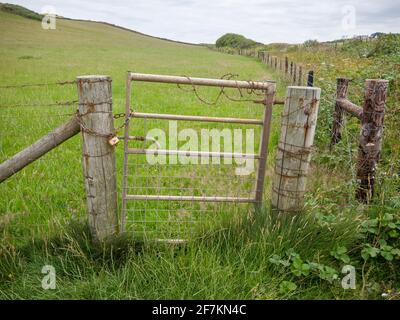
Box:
[129, 72, 275, 91]
[131, 112, 263, 125]
[127, 148, 260, 159]
[125, 194, 257, 203]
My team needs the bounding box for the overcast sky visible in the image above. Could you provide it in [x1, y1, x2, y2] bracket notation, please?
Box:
[6, 0, 400, 44]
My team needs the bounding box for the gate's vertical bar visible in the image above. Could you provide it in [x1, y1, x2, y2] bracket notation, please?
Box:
[77, 75, 118, 241]
[254, 83, 276, 210]
[121, 72, 132, 232]
[271, 86, 321, 212]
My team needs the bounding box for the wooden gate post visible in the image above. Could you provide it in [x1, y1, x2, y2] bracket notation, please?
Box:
[356, 79, 388, 203]
[271, 86, 321, 212]
[77, 75, 118, 241]
[331, 78, 350, 147]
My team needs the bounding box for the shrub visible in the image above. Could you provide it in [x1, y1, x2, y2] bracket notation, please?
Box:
[215, 33, 260, 49]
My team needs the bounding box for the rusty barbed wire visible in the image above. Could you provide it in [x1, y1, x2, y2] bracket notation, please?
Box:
[176, 73, 271, 106]
[0, 100, 79, 108]
[0, 80, 77, 89]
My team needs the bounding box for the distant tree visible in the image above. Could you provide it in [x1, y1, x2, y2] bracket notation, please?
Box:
[215, 33, 259, 49]
[368, 33, 400, 57]
[303, 39, 319, 47]
[371, 32, 386, 39]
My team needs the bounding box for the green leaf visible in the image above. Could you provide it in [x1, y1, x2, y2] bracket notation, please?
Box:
[361, 219, 379, 234]
[391, 248, 400, 257]
[319, 266, 339, 283]
[361, 245, 380, 260]
[388, 229, 399, 238]
[381, 251, 394, 261]
[330, 246, 351, 264]
[279, 281, 297, 294]
[291, 256, 311, 277]
[269, 254, 291, 267]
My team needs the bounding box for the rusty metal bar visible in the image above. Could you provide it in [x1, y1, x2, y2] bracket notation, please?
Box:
[336, 98, 363, 119]
[125, 195, 257, 203]
[127, 148, 260, 159]
[254, 86, 276, 208]
[129, 72, 275, 91]
[121, 72, 132, 232]
[131, 112, 263, 125]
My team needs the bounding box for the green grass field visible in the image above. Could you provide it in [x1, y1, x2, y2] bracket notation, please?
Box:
[0, 10, 399, 299]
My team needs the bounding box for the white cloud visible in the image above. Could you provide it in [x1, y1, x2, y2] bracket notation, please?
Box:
[6, 0, 400, 43]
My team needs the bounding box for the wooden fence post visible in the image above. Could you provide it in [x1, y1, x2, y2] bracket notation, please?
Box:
[356, 79, 388, 203]
[271, 86, 321, 212]
[285, 57, 289, 76]
[293, 64, 297, 84]
[290, 61, 293, 80]
[307, 70, 314, 87]
[77, 75, 118, 241]
[330, 78, 349, 147]
[298, 66, 303, 86]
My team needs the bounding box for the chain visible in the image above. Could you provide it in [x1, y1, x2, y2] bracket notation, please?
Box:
[74, 108, 131, 140]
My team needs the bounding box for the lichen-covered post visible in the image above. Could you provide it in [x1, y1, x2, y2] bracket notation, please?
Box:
[77, 75, 118, 241]
[271, 86, 321, 212]
[356, 79, 388, 203]
[331, 78, 350, 147]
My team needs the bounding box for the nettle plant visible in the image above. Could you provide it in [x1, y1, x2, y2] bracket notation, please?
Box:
[360, 212, 400, 262]
[270, 248, 341, 295]
[271, 210, 400, 296]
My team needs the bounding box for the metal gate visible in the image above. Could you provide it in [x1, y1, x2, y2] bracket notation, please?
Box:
[121, 72, 276, 240]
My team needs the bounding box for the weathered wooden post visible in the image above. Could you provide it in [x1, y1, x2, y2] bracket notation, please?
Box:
[274, 57, 278, 69]
[293, 64, 297, 84]
[298, 66, 303, 86]
[285, 57, 289, 76]
[77, 75, 118, 241]
[330, 78, 350, 147]
[356, 79, 388, 203]
[290, 61, 293, 80]
[307, 70, 314, 87]
[271, 86, 321, 212]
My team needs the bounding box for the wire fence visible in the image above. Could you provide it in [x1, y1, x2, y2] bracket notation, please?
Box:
[0, 80, 84, 241]
[1, 58, 398, 243]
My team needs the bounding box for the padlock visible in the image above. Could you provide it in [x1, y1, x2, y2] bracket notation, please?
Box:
[108, 135, 120, 146]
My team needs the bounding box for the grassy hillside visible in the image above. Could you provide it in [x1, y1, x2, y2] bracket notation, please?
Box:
[0, 9, 398, 300]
